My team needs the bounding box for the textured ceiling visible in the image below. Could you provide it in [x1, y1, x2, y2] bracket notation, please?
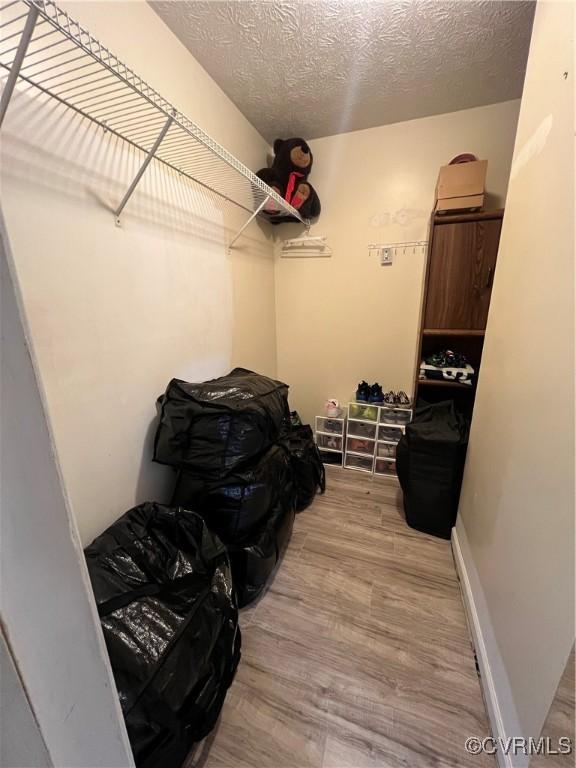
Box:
[150, 0, 534, 142]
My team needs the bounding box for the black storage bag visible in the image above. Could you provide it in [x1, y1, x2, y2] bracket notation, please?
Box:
[280, 425, 326, 511]
[229, 504, 295, 608]
[85, 502, 241, 768]
[171, 443, 294, 544]
[396, 400, 469, 540]
[153, 368, 290, 477]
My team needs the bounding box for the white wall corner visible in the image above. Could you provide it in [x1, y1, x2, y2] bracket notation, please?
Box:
[452, 520, 528, 768]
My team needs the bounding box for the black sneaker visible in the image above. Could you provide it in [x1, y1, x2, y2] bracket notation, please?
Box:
[369, 383, 384, 403]
[356, 380, 370, 402]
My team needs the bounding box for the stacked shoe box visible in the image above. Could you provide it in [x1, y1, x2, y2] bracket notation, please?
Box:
[314, 414, 346, 466]
[375, 405, 412, 475]
[345, 402, 412, 475]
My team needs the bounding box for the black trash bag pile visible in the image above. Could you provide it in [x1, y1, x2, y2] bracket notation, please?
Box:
[280, 424, 325, 512]
[154, 368, 324, 607]
[154, 367, 290, 478]
[85, 502, 241, 768]
[172, 443, 293, 544]
[396, 400, 469, 539]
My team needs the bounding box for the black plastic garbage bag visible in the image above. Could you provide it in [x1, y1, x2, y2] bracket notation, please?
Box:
[281, 425, 325, 511]
[396, 400, 469, 539]
[153, 368, 290, 477]
[228, 504, 295, 608]
[171, 443, 294, 544]
[85, 502, 241, 768]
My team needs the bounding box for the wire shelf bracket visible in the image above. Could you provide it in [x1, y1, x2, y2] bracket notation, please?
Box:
[114, 111, 174, 225]
[0, 0, 309, 247]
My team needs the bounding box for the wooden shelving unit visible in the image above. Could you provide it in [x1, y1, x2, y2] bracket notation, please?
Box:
[417, 379, 474, 390]
[414, 209, 504, 414]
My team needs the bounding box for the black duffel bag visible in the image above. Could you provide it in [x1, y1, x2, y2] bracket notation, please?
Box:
[153, 368, 290, 477]
[228, 502, 295, 608]
[85, 503, 241, 768]
[396, 400, 469, 539]
[280, 425, 326, 511]
[171, 443, 294, 544]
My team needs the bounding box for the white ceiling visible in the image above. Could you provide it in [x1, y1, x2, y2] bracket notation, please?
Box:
[150, 0, 534, 142]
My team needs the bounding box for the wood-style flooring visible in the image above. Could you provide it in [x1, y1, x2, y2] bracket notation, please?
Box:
[187, 467, 494, 768]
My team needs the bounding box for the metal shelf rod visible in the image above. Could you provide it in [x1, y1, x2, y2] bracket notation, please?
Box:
[0, 3, 37, 127]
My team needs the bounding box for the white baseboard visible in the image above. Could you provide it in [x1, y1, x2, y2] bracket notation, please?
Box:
[452, 522, 527, 768]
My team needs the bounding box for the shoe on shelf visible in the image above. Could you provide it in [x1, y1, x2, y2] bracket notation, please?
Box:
[325, 398, 342, 418]
[396, 391, 411, 407]
[383, 390, 396, 405]
[356, 380, 371, 402]
[369, 383, 384, 403]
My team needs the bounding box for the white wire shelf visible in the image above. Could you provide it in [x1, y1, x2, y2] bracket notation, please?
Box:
[0, 0, 307, 246]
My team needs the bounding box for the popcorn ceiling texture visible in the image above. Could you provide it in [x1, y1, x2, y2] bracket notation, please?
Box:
[150, 0, 534, 141]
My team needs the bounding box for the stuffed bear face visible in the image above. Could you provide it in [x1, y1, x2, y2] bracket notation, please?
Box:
[290, 144, 311, 170]
[272, 138, 313, 177]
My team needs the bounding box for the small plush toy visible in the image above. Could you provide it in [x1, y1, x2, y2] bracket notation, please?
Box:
[256, 138, 321, 222]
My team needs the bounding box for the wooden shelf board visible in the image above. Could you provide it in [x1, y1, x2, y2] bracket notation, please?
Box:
[418, 379, 474, 391]
[433, 209, 504, 224]
[423, 328, 485, 337]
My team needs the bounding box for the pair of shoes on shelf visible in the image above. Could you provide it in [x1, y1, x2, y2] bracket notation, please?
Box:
[356, 381, 385, 404]
[383, 390, 411, 407]
[425, 349, 468, 368]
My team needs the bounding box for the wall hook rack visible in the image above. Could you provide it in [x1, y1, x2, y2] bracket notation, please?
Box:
[368, 240, 428, 258]
[0, 0, 307, 245]
[281, 234, 331, 258]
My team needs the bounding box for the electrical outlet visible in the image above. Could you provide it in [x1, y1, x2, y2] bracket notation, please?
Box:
[380, 247, 393, 265]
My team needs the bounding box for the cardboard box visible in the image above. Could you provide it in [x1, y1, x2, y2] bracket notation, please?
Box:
[434, 159, 487, 214]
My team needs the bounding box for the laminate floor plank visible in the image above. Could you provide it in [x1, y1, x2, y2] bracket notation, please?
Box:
[189, 468, 494, 768]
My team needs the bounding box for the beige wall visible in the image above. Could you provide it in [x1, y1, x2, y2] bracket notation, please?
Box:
[1, 0, 276, 545]
[456, 0, 574, 746]
[275, 101, 520, 425]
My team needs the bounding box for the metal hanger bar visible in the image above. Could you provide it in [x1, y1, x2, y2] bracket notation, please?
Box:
[51, 71, 116, 97]
[41, 67, 111, 93]
[114, 116, 168, 135]
[20, 43, 79, 71]
[0, 1, 21, 12]
[91, 102, 155, 124]
[71, 82, 128, 104]
[1, 20, 51, 52]
[9, 34, 68, 62]
[105, 105, 161, 125]
[0, 10, 29, 29]
[88, 94, 142, 117]
[0, 4, 38, 128]
[108, 113, 165, 133]
[73, 85, 133, 109]
[29, 57, 99, 84]
[114, 112, 174, 220]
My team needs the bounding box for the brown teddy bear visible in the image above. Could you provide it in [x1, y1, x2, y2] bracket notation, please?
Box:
[256, 138, 321, 222]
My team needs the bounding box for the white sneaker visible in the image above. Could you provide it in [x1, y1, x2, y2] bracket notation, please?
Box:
[325, 399, 342, 418]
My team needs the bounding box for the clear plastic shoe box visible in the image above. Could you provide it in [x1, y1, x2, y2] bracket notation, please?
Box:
[316, 402, 412, 476]
[315, 415, 345, 467]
